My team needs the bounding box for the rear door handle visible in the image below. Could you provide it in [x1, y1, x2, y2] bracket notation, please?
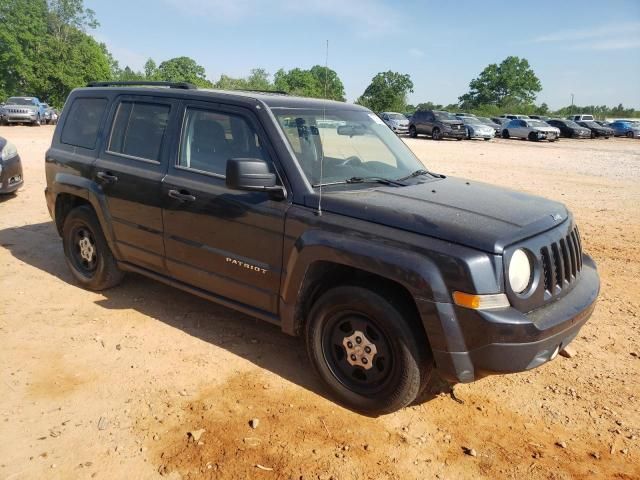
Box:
[96, 171, 118, 184]
[168, 189, 196, 202]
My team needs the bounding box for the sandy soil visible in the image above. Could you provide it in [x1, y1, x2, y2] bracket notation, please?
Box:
[1, 125, 639, 480]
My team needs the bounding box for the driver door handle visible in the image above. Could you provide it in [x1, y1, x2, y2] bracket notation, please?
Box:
[168, 189, 196, 202]
[96, 171, 118, 184]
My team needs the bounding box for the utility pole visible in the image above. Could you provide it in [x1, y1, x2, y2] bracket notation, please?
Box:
[570, 93, 574, 115]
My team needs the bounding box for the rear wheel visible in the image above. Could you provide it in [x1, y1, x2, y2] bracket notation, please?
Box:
[408, 125, 417, 138]
[432, 128, 441, 140]
[62, 206, 124, 290]
[306, 285, 431, 415]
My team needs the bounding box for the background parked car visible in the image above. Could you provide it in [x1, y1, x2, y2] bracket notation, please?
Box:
[476, 116, 502, 135]
[546, 119, 592, 139]
[0, 136, 24, 194]
[40, 103, 58, 125]
[458, 116, 495, 140]
[491, 116, 509, 125]
[409, 110, 466, 140]
[609, 120, 640, 138]
[380, 112, 409, 134]
[529, 115, 550, 121]
[577, 120, 613, 138]
[569, 114, 595, 122]
[0, 104, 6, 125]
[501, 114, 530, 120]
[501, 118, 560, 142]
[2, 96, 45, 126]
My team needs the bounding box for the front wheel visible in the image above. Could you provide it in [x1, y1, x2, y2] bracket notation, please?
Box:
[502, 129, 510, 139]
[432, 128, 441, 140]
[408, 125, 417, 138]
[627, 131, 635, 138]
[305, 286, 431, 415]
[32, 115, 41, 126]
[62, 205, 124, 290]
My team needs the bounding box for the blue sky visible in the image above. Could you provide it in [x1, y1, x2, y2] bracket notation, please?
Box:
[86, 0, 640, 109]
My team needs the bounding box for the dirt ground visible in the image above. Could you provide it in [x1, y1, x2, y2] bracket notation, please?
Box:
[1, 125, 639, 480]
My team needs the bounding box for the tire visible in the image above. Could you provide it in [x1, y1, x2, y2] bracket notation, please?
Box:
[484, 138, 491, 141]
[305, 285, 431, 415]
[627, 131, 635, 138]
[502, 129, 510, 139]
[62, 205, 124, 290]
[408, 125, 417, 138]
[432, 128, 441, 140]
[32, 115, 41, 126]
[528, 132, 539, 142]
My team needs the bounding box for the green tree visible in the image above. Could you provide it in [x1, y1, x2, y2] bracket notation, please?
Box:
[458, 56, 542, 109]
[415, 101, 443, 111]
[144, 58, 157, 80]
[156, 56, 213, 87]
[273, 66, 345, 100]
[356, 71, 413, 112]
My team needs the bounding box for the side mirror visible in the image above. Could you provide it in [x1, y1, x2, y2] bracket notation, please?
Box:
[226, 158, 285, 198]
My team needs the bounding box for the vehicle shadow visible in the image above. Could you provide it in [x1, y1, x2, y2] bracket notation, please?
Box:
[0, 221, 447, 415]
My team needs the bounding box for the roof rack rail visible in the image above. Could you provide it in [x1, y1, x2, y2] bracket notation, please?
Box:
[233, 88, 289, 95]
[87, 81, 197, 90]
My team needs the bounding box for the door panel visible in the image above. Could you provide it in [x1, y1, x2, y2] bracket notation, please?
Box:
[161, 101, 288, 314]
[94, 95, 179, 272]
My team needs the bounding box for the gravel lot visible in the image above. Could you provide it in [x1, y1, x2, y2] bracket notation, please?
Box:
[1, 126, 639, 479]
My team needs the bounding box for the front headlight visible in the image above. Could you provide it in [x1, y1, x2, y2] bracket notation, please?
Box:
[509, 249, 532, 294]
[1, 141, 18, 161]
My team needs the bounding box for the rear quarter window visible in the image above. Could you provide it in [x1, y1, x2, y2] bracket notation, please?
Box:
[60, 97, 108, 149]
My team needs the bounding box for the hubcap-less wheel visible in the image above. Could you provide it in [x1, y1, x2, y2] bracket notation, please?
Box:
[432, 128, 441, 140]
[71, 226, 97, 274]
[409, 125, 417, 138]
[323, 313, 393, 394]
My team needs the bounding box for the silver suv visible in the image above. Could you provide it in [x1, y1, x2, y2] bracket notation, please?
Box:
[2, 96, 45, 126]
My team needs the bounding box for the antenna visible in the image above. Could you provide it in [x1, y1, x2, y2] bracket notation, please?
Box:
[317, 39, 329, 216]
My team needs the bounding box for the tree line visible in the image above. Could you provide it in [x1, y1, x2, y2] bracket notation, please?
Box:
[1, 0, 637, 119]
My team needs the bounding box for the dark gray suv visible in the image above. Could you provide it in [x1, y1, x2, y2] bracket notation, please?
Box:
[409, 110, 466, 140]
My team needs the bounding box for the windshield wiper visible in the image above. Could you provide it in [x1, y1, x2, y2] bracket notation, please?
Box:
[396, 169, 443, 181]
[312, 176, 405, 188]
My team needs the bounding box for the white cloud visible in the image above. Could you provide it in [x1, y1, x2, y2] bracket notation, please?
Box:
[408, 48, 424, 58]
[533, 21, 640, 50]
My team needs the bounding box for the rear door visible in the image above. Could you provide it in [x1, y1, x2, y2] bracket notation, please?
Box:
[423, 111, 435, 134]
[93, 94, 179, 273]
[161, 100, 288, 314]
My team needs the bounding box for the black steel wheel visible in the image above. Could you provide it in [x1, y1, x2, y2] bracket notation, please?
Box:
[306, 285, 432, 415]
[432, 128, 441, 140]
[408, 125, 417, 138]
[62, 205, 124, 290]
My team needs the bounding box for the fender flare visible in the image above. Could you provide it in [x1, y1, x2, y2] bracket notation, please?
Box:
[51, 173, 121, 259]
[279, 229, 451, 335]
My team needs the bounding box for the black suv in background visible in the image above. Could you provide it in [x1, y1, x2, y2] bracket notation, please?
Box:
[45, 82, 600, 415]
[547, 119, 592, 139]
[409, 110, 466, 140]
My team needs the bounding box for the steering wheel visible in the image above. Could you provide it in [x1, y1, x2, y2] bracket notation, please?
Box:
[338, 155, 362, 167]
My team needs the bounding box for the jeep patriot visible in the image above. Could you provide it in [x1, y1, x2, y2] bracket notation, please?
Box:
[45, 81, 600, 414]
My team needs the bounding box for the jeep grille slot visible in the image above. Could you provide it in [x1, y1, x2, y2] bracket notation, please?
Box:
[540, 226, 583, 297]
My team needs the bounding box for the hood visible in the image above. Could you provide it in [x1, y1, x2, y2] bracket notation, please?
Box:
[306, 177, 568, 254]
[441, 120, 463, 126]
[392, 119, 409, 126]
[534, 126, 558, 133]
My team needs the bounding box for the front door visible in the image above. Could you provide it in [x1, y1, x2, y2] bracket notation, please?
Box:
[93, 95, 178, 272]
[161, 101, 288, 314]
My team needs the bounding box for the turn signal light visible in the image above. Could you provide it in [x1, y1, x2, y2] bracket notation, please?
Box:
[453, 291, 510, 310]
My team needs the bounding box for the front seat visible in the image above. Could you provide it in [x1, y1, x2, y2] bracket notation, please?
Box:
[189, 119, 231, 175]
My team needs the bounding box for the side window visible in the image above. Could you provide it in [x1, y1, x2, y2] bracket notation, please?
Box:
[60, 97, 108, 150]
[426, 112, 434, 122]
[178, 107, 267, 176]
[108, 101, 170, 162]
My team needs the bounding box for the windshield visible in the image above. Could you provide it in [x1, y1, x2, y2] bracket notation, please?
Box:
[434, 111, 457, 121]
[528, 120, 549, 127]
[7, 97, 34, 105]
[387, 113, 406, 120]
[564, 120, 581, 128]
[273, 108, 425, 186]
[460, 116, 483, 125]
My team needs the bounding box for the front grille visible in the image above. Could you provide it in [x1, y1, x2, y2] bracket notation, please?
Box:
[541, 226, 583, 296]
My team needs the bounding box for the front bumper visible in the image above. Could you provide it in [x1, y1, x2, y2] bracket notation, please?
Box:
[428, 254, 599, 383]
[0, 154, 24, 193]
[7, 113, 37, 123]
[392, 126, 409, 134]
[442, 128, 466, 139]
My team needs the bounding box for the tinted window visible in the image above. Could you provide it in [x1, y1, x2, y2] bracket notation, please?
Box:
[179, 108, 267, 176]
[108, 101, 170, 162]
[61, 97, 108, 149]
